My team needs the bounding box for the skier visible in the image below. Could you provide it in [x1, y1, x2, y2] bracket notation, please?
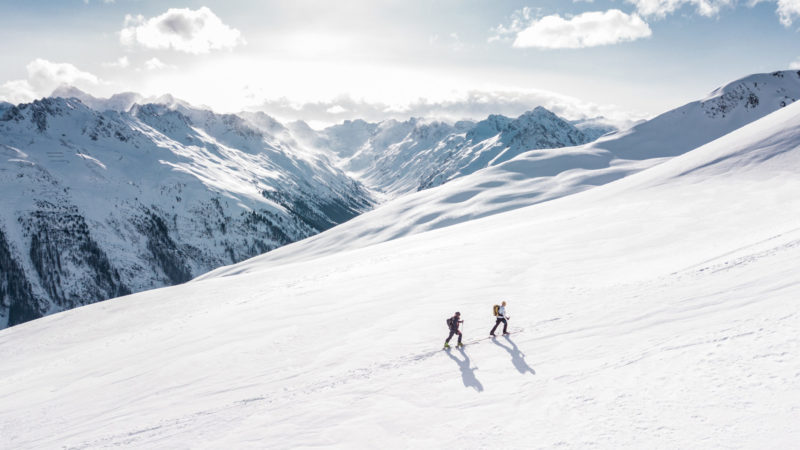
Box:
[444, 311, 464, 349]
[490, 301, 510, 336]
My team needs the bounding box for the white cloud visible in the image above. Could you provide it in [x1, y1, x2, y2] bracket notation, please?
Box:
[144, 57, 171, 70]
[0, 79, 37, 104]
[511, 10, 652, 49]
[790, 57, 800, 69]
[326, 105, 348, 114]
[775, 0, 800, 25]
[120, 7, 245, 54]
[431, 33, 466, 50]
[0, 59, 100, 103]
[103, 56, 130, 68]
[631, 0, 799, 25]
[750, 0, 800, 26]
[626, 0, 735, 18]
[251, 89, 643, 129]
[490, 7, 535, 42]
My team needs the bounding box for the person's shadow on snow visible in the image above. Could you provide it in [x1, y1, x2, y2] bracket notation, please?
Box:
[492, 335, 536, 375]
[445, 347, 484, 392]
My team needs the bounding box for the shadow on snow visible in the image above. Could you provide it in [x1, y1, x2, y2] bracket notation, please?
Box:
[445, 347, 484, 392]
[492, 335, 536, 375]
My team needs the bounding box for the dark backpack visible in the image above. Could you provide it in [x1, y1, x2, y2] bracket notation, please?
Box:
[446, 317, 454, 329]
[493, 305, 500, 316]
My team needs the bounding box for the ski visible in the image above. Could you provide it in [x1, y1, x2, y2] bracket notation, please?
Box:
[441, 329, 524, 350]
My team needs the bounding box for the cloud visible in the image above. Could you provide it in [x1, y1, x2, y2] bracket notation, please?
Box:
[102, 56, 130, 68]
[120, 7, 245, 54]
[143, 57, 172, 70]
[0, 59, 100, 103]
[250, 90, 643, 130]
[326, 105, 348, 114]
[626, 0, 735, 18]
[774, 0, 800, 25]
[490, 7, 535, 42]
[509, 10, 652, 49]
[791, 57, 800, 69]
[429, 32, 465, 51]
[749, 0, 800, 25]
[631, 0, 800, 25]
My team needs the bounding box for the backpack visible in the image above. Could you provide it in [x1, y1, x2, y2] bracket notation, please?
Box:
[446, 317, 454, 329]
[493, 304, 500, 316]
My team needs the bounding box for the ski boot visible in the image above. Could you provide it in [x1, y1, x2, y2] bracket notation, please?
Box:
[443, 342, 451, 349]
[456, 342, 464, 348]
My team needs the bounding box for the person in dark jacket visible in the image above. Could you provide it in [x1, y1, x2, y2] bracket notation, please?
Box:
[490, 301, 510, 336]
[444, 311, 463, 349]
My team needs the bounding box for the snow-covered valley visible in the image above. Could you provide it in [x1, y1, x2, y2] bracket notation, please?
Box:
[1, 73, 799, 448]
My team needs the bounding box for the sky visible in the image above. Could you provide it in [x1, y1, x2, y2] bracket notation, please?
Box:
[1, 0, 799, 127]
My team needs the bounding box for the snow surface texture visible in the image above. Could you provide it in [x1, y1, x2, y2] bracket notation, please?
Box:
[2, 83, 800, 449]
[203, 70, 800, 268]
[0, 98, 372, 328]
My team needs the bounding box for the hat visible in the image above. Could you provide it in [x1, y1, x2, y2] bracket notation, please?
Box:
[455, 311, 461, 316]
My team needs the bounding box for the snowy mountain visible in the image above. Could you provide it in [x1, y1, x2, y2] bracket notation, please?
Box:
[0, 97, 372, 328]
[207, 70, 800, 265]
[2, 88, 800, 448]
[307, 106, 598, 195]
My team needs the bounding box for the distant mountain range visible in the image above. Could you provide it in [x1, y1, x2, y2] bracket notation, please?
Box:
[294, 107, 609, 195]
[0, 93, 602, 328]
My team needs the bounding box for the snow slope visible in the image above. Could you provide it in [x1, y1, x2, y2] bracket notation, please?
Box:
[2, 89, 799, 448]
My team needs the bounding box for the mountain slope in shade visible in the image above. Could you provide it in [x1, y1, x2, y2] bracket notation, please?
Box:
[0, 98, 372, 328]
[3, 94, 800, 449]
